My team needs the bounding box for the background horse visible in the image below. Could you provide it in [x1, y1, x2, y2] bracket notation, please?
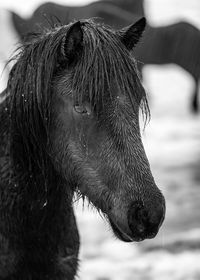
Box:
[8, 1, 200, 112]
[11, 0, 143, 37]
[0, 18, 165, 279]
[135, 22, 200, 113]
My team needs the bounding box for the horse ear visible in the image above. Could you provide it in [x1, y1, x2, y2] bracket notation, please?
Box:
[61, 21, 83, 62]
[119, 17, 146, 50]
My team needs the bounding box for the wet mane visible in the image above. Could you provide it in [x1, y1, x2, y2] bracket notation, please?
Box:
[71, 20, 149, 115]
[8, 20, 149, 127]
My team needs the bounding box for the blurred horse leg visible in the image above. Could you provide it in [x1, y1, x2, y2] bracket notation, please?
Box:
[191, 77, 199, 113]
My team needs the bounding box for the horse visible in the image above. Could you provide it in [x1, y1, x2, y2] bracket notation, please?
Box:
[0, 18, 165, 279]
[134, 22, 200, 113]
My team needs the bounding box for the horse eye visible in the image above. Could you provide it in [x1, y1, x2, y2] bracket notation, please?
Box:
[74, 105, 91, 115]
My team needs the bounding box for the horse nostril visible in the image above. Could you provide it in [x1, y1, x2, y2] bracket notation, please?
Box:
[128, 201, 147, 236]
[128, 201, 164, 240]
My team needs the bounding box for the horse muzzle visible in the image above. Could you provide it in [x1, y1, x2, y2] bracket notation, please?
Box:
[109, 198, 165, 242]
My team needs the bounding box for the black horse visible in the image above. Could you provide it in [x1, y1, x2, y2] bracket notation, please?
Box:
[0, 18, 165, 279]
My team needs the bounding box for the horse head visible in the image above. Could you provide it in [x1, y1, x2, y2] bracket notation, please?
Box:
[8, 18, 165, 244]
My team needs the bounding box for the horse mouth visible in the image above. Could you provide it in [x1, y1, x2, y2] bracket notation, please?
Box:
[109, 218, 146, 242]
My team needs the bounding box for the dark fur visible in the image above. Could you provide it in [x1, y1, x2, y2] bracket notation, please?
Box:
[0, 19, 154, 279]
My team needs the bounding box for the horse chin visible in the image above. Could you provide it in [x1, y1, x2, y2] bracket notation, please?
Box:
[108, 218, 146, 243]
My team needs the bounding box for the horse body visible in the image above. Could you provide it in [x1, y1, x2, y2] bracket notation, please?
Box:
[135, 22, 200, 111]
[136, 22, 200, 73]
[0, 19, 165, 279]
[105, 0, 144, 14]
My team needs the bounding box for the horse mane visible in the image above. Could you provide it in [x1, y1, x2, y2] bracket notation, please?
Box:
[5, 19, 149, 191]
[5, 26, 66, 201]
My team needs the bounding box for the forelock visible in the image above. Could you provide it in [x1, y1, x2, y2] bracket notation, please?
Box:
[72, 20, 150, 120]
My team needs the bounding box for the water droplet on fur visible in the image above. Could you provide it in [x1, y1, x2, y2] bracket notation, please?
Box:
[43, 201, 47, 207]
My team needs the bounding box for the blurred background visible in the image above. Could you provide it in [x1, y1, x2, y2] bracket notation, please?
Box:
[0, 0, 200, 279]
